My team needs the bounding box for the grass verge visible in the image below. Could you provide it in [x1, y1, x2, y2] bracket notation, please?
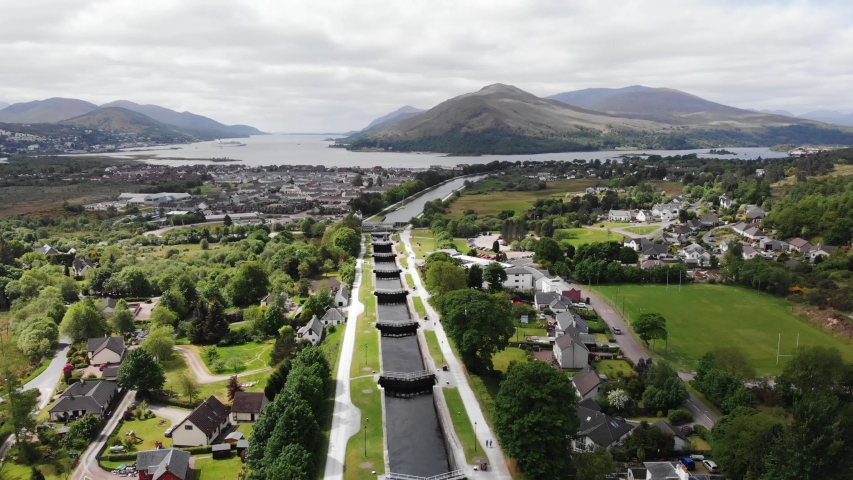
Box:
[443, 387, 486, 465]
[412, 297, 427, 318]
[343, 377, 384, 480]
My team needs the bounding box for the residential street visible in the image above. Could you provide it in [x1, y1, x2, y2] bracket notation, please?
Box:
[402, 227, 511, 478]
[323, 238, 367, 480]
[0, 337, 71, 465]
[70, 389, 137, 480]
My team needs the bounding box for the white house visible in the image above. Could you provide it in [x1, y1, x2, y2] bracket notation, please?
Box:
[553, 333, 589, 369]
[297, 316, 324, 345]
[630, 462, 691, 480]
[231, 391, 267, 422]
[171, 396, 230, 447]
[652, 420, 690, 451]
[573, 402, 635, 451]
[503, 267, 534, 290]
[572, 365, 606, 401]
[719, 194, 735, 209]
[608, 210, 632, 222]
[679, 243, 711, 268]
[320, 307, 346, 326]
[87, 337, 126, 365]
[635, 210, 653, 223]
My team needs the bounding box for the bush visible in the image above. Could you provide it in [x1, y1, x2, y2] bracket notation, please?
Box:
[656, 410, 664, 418]
[327, 324, 336, 334]
[694, 424, 711, 441]
[667, 408, 694, 424]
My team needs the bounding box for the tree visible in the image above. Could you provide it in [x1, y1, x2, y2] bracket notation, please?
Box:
[259, 305, 286, 337]
[17, 318, 59, 362]
[624, 421, 677, 460]
[492, 239, 500, 253]
[108, 299, 136, 335]
[777, 345, 848, 405]
[606, 388, 630, 411]
[264, 399, 320, 458]
[264, 359, 292, 400]
[205, 300, 230, 344]
[762, 393, 853, 480]
[425, 261, 467, 297]
[268, 443, 314, 480]
[632, 312, 668, 349]
[431, 290, 515, 373]
[332, 227, 360, 258]
[711, 407, 782, 480]
[4, 373, 38, 444]
[270, 326, 296, 366]
[351, 173, 363, 186]
[641, 362, 688, 412]
[484, 263, 507, 293]
[301, 288, 332, 320]
[494, 361, 579, 479]
[31, 467, 46, 480]
[60, 298, 108, 344]
[149, 306, 178, 328]
[176, 371, 200, 403]
[159, 289, 189, 319]
[141, 325, 175, 361]
[533, 237, 564, 265]
[227, 375, 244, 401]
[188, 301, 209, 344]
[223, 214, 233, 226]
[466, 264, 484, 289]
[116, 348, 165, 392]
[227, 262, 270, 307]
[573, 447, 617, 480]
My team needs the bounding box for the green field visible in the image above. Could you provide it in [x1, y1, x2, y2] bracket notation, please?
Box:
[555, 228, 624, 247]
[448, 179, 597, 218]
[344, 377, 385, 479]
[410, 231, 436, 259]
[443, 387, 486, 464]
[195, 452, 244, 479]
[592, 283, 853, 374]
[194, 340, 273, 372]
[623, 226, 659, 235]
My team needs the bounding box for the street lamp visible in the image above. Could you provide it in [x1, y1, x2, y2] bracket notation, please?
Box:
[364, 343, 367, 368]
[364, 417, 369, 457]
[474, 421, 478, 452]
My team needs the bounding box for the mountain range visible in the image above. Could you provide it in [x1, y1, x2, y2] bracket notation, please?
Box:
[350, 84, 853, 154]
[0, 101, 9, 110]
[0, 97, 264, 139]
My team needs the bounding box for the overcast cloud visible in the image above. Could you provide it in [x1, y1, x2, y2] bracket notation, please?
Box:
[1, 0, 851, 132]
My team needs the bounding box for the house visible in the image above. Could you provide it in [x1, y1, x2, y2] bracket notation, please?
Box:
[136, 449, 191, 480]
[572, 365, 607, 401]
[742, 245, 761, 260]
[34, 244, 60, 255]
[334, 286, 350, 307]
[504, 267, 535, 290]
[652, 420, 690, 451]
[719, 194, 735, 209]
[608, 210, 632, 222]
[101, 297, 119, 318]
[548, 296, 573, 313]
[699, 214, 719, 227]
[641, 259, 665, 269]
[633, 461, 691, 480]
[624, 237, 651, 252]
[760, 238, 788, 252]
[87, 337, 126, 365]
[679, 243, 711, 268]
[685, 219, 703, 232]
[297, 315, 324, 345]
[673, 225, 693, 236]
[642, 243, 669, 260]
[553, 333, 589, 369]
[534, 292, 574, 311]
[573, 402, 635, 451]
[807, 244, 838, 263]
[636, 210, 653, 223]
[72, 257, 96, 277]
[787, 237, 812, 254]
[231, 391, 267, 422]
[652, 204, 677, 221]
[171, 396, 230, 447]
[744, 205, 766, 220]
[48, 379, 118, 421]
[320, 307, 346, 326]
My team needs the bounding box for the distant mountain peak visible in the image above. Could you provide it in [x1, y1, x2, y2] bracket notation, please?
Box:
[361, 105, 426, 132]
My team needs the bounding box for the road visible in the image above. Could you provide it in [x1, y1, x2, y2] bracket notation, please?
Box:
[402, 227, 511, 478]
[577, 287, 719, 428]
[173, 347, 269, 384]
[70, 390, 137, 480]
[323, 237, 367, 480]
[0, 337, 71, 464]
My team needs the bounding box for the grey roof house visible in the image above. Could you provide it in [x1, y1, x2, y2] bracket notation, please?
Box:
[136, 448, 191, 480]
[49, 379, 118, 421]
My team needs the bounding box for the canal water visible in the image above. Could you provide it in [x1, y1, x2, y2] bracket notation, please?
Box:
[372, 234, 451, 477]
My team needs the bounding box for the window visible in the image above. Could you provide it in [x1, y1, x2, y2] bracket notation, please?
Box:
[185, 425, 193, 430]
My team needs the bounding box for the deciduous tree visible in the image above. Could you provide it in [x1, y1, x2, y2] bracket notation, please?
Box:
[141, 325, 175, 361]
[466, 264, 483, 289]
[60, 298, 107, 343]
[484, 263, 507, 293]
[116, 348, 165, 392]
[425, 261, 467, 297]
[573, 447, 617, 480]
[227, 261, 269, 307]
[108, 299, 135, 335]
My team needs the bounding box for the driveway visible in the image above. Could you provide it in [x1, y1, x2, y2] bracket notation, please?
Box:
[173, 347, 269, 384]
[148, 404, 192, 425]
[70, 390, 137, 480]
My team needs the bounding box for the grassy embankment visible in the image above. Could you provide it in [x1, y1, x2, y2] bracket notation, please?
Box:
[591, 283, 853, 375]
[443, 387, 486, 464]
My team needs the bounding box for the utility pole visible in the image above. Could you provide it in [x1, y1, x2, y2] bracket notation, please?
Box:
[364, 417, 369, 457]
[474, 421, 478, 452]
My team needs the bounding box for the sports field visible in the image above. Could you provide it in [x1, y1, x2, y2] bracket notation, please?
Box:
[623, 225, 659, 235]
[447, 179, 596, 218]
[556, 228, 624, 247]
[592, 283, 853, 375]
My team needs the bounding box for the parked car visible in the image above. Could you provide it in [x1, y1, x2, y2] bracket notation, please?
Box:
[164, 427, 174, 438]
[690, 454, 705, 461]
[99, 364, 107, 371]
[575, 302, 587, 309]
[680, 458, 695, 471]
[109, 445, 126, 453]
[702, 460, 719, 474]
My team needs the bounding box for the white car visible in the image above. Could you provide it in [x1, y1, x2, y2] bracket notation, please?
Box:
[702, 460, 719, 474]
[574, 302, 587, 309]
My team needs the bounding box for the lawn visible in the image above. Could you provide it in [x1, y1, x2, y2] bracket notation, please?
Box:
[404, 274, 414, 289]
[448, 179, 596, 218]
[101, 415, 172, 460]
[513, 326, 548, 340]
[344, 377, 385, 479]
[0, 457, 74, 480]
[315, 314, 346, 478]
[195, 452, 245, 479]
[412, 296, 427, 318]
[623, 225, 660, 235]
[410, 231, 436, 259]
[443, 387, 486, 464]
[424, 330, 444, 367]
[349, 262, 379, 378]
[161, 355, 269, 404]
[191, 341, 273, 372]
[591, 283, 853, 374]
[597, 222, 631, 228]
[555, 228, 624, 247]
[491, 347, 529, 372]
[236, 421, 255, 439]
[593, 359, 636, 381]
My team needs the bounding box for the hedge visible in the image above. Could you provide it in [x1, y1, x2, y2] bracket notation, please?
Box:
[694, 424, 711, 442]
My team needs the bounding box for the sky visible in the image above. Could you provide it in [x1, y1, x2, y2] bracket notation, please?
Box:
[1, 0, 852, 132]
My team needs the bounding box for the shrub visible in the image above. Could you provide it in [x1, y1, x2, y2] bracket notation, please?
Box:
[656, 410, 664, 418]
[667, 408, 693, 424]
[694, 424, 711, 441]
[327, 324, 336, 334]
